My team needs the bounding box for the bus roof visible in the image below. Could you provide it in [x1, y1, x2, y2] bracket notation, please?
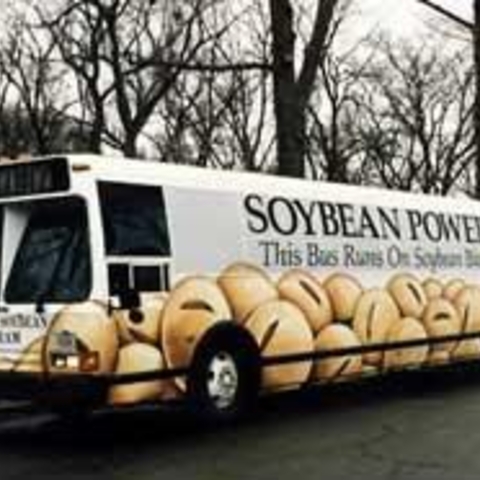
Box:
[16, 153, 480, 215]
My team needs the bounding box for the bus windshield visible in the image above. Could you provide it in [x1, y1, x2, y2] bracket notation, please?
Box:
[4, 197, 91, 304]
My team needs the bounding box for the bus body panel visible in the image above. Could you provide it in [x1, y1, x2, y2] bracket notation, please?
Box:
[0, 155, 479, 408]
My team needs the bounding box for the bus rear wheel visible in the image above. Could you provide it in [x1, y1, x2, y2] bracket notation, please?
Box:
[187, 323, 261, 423]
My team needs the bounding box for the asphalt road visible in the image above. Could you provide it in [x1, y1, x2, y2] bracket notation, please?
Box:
[1, 370, 480, 480]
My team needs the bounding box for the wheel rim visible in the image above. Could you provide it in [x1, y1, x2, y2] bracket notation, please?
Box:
[206, 351, 239, 410]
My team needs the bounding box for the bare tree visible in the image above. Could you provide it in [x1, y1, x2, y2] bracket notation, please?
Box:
[27, 0, 350, 175]
[155, 67, 273, 171]
[150, 0, 274, 172]
[269, 0, 351, 178]
[352, 40, 474, 195]
[416, 0, 480, 197]
[0, 63, 27, 158]
[37, 0, 239, 158]
[305, 40, 375, 182]
[0, 17, 81, 155]
[36, 1, 110, 153]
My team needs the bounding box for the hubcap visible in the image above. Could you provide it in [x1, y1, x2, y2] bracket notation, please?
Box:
[206, 352, 239, 410]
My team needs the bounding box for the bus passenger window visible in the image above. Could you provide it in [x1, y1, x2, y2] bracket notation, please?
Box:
[98, 183, 170, 256]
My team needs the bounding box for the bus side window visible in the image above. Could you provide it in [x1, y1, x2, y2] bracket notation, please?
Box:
[133, 266, 161, 292]
[107, 264, 169, 296]
[98, 182, 171, 256]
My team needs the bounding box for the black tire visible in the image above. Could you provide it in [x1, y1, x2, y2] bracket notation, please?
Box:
[187, 322, 261, 423]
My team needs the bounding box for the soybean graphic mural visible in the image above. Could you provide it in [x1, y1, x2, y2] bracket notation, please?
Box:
[4, 266, 480, 407]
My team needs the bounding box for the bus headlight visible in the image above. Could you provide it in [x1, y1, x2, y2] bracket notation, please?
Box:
[48, 330, 99, 372]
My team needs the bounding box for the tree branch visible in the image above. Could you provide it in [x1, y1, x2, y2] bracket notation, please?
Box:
[417, 0, 473, 30]
[154, 61, 272, 73]
[298, 0, 339, 103]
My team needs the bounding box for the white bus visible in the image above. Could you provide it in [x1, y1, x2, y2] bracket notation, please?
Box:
[0, 154, 480, 420]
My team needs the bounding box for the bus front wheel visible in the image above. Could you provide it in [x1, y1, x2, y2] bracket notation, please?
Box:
[187, 323, 261, 423]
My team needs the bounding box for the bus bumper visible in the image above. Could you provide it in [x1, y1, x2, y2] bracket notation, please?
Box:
[0, 367, 187, 409]
[0, 372, 109, 407]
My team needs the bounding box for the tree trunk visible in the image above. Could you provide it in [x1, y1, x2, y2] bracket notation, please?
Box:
[89, 92, 105, 154]
[274, 88, 306, 177]
[123, 133, 138, 158]
[269, 0, 340, 179]
[474, 0, 480, 197]
[269, 0, 305, 178]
